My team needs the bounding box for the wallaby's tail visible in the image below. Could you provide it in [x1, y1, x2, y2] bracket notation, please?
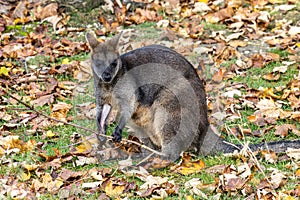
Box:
[200, 125, 300, 155]
[248, 140, 300, 153]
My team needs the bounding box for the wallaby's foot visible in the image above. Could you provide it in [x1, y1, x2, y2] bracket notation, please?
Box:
[137, 156, 171, 170]
[112, 126, 122, 142]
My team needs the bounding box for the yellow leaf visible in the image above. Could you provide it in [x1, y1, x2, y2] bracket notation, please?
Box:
[22, 163, 40, 171]
[6, 62, 13, 67]
[104, 180, 125, 198]
[22, 139, 36, 152]
[197, 0, 208, 3]
[54, 178, 64, 188]
[179, 159, 205, 175]
[268, 0, 285, 4]
[62, 58, 70, 64]
[42, 173, 53, 184]
[0, 146, 5, 155]
[75, 141, 93, 153]
[46, 130, 56, 138]
[296, 168, 300, 177]
[186, 195, 194, 200]
[296, 43, 300, 48]
[172, 153, 206, 175]
[13, 18, 23, 24]
[0, 67, 9, 76]
[19, 171, 31, 181]
[284, 195, 296, 200]
[259, 87, 281, 99]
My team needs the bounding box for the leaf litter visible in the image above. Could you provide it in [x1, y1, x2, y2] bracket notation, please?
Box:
[0, 0, 299, 199]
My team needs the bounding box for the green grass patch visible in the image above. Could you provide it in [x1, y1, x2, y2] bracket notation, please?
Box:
[133, 22, 162, 41]
[232, 62, 298, 89]
[203, 22, 227, 31]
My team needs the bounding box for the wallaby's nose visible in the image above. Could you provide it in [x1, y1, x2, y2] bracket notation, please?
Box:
[102, 72, 112, 82]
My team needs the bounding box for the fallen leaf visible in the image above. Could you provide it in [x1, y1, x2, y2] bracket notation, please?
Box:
[171, 153, 205, 175]
[184, 178, 208, 198]
[261, 150, 278, 163]
[50, 102, 72, 122]
[262, 73, 280, 81]
[75, 156, 98, 166]
[0, 67, 9, 76]
[222, 89, 242, 98]
[103, 179, 125, 198]
[218, 173, 247, 192]
[274, 124, 299, 138]
[286, 148, 300, 160]
[31, 94, 55, 106]
[273, 65, 288, 73]
[270, 169, 286, 189]
[212, 68, 226, 82]
[34, 3, 58, 20]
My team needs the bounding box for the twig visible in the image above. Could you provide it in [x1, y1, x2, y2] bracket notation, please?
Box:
[225, 124, 275, 190]
[136, 152, 155, 166]
[222, 140, 241, 150]
[1, 87, 164, 156]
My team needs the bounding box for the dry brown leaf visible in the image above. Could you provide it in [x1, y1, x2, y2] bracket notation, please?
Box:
[31, 94, 54, 106]
[286, 148, 300, 160]
[261, 150, 278, 163]
[228, 40, 248, 48]
[288, 94, 300, 110]
[184, 178, 208, 198]
[205, 7, 234, 23]
[137, 175, 178, 198]
[59, 168, 82, 181]
[171, 153, 205, 175]
[270, 169, 286, 189]
[50, 102, 72, 122]
[212, 68, 226, 82]
[34, 3, 58, 20]
[248, 53, 265, 68]
[218, 173, 247, 192]
[262, 73, 280, 81]
[12, 1, 28, 19]
[274, 124, 299, 137]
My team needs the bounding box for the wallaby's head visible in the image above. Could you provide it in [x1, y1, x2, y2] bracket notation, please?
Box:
[86, 32, 122, 83]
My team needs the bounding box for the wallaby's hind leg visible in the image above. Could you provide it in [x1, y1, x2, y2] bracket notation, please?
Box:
[150, 104, 185, 161]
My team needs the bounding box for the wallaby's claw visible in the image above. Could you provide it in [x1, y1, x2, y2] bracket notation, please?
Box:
[112, 126, 122, 142]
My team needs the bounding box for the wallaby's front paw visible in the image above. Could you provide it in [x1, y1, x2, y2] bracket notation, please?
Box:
[112, 126, 122, 142]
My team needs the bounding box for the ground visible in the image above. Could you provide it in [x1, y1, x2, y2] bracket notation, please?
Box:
[0, 0, 300, 199]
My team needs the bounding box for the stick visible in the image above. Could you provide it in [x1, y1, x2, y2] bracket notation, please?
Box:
[1, 87, 164, 156]
[225, 123, 275, 190]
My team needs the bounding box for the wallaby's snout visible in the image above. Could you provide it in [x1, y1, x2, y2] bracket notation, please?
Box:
[102, 71, 112, 82]
[101, 58, 120, 83]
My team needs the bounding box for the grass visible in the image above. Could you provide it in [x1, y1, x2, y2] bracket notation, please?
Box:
[203, 22, 227, 32]
[232, 58, 298, 90]
[1, 4, 300, 199]
[134, 22, 162, 41]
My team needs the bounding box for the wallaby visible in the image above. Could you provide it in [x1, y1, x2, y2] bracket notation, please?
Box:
[86, 32, 300, 162]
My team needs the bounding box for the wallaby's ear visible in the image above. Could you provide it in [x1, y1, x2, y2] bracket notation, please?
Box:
[86, 32, 99, 50]
[107, 32, 123, 52]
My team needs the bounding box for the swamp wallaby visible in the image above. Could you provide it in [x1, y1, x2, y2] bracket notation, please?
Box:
[86, 32, 300, 161]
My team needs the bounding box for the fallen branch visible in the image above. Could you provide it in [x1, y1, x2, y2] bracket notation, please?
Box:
[1, 87, 164, 157]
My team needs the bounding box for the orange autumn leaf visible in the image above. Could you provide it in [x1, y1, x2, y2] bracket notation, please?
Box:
[171, 153, 205, 175]
[212, 68, 226, 82]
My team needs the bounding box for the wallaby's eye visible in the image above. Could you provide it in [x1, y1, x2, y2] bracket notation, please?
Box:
[110, 59, 118, 68]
